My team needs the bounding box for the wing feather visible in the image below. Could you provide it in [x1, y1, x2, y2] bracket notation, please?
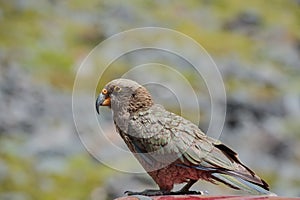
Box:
[127, 104, 266, 188]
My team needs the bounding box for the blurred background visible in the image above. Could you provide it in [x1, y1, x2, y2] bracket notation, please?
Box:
[1, 0, 300, 199]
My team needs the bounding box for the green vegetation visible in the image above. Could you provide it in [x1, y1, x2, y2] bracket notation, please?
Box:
[0, 136, 114, 200]
[1, 0, 299, 89]
[1, 0, 300, 198]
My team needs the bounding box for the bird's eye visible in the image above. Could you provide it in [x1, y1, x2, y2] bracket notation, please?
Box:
[114, 86, 121, 92]
[102, 88, 108, 95]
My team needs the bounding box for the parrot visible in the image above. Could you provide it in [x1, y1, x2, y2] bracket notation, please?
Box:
[95, 78, 275, 196]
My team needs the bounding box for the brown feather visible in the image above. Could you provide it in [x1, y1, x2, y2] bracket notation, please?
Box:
[128, 87, 153, 113]
[214, 144, 269, 190]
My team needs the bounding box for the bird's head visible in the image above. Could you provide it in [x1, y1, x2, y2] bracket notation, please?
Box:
[96, 79, 154, 115]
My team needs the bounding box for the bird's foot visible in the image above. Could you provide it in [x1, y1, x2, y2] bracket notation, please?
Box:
[125, 189, 169, 196]
[125, 189, 204, 196]
[170, 190, 204, 195]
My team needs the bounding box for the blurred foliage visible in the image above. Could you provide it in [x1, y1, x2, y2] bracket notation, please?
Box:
[1, 0, 300, 198]
[0, 135, 114, 200]
[1, 0, 299, 89]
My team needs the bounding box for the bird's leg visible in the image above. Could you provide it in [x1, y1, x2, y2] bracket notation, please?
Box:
[180, 180, 197, 192]
[125, 189, 170, 196]
[125, 180, 203, 196]
[171, 180, 203, 195]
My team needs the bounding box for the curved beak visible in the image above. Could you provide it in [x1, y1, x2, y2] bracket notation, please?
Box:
[96, 93, 111, 114]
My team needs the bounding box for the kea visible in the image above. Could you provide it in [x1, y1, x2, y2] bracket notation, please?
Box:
[96, 78, 274, 196]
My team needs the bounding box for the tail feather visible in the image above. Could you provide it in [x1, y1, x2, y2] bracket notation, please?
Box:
[211, 173, 276, 196]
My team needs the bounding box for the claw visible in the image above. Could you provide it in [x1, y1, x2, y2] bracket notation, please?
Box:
[125, 189, 204, 196]
[125, 189, 167, 196]
[171, 190, 204, 195]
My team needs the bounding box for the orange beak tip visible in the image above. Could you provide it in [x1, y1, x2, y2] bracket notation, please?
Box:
[102, 97, 111, 106]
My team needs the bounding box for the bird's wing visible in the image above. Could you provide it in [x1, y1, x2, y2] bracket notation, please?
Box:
[127, 105, 268, 188]
[126, 105, 216, 168]
[127, 104, 270, 194]
[128, 104, 233, 169]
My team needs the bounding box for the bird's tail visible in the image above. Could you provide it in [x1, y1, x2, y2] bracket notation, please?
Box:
[211, 172, 276, 196]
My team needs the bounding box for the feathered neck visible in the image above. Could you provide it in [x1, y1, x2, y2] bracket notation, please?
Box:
[128, 87, 154, 114]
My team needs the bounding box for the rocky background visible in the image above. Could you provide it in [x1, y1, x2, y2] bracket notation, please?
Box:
[1, 0, 300, 199]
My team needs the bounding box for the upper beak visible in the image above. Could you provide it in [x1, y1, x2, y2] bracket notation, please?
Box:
[96, 93, 111, 114]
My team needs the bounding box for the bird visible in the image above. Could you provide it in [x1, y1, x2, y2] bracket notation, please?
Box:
[95, 78, 275, 196]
